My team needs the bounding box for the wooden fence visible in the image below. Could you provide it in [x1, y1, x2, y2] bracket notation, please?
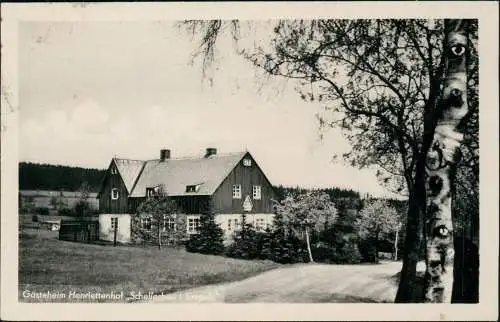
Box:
[59, 219, 99, 243]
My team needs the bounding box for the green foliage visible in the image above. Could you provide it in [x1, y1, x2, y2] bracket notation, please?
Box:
[356, 199, 402, 262]
[186, 212, 225, 255]
[273, 185, 360, 203]
[225, 214, 267, 260]
[73, 200, 92, 217]
[58, 208, 75, 217]
[36, 207, 49, 216]
[49, 195, 66, 210]
[19, 162, 105, 192]
[132, 187, 179, 248]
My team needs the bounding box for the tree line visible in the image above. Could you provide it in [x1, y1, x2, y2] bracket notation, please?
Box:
[19, 162, 106, 192]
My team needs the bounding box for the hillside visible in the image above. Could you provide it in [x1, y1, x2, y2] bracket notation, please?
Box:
[19, 162, 106, 192]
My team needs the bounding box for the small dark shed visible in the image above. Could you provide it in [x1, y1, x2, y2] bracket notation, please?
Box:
[59, 219, 99, 243]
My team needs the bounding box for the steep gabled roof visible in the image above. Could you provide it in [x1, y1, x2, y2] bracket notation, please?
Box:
[113, 158, 145, 193]
[129, 152, 247, 197]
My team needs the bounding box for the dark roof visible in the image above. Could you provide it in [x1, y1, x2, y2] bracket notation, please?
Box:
[129, 152, 247, 197]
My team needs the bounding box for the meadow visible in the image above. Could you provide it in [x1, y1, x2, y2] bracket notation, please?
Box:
[18, 215, 280, 303]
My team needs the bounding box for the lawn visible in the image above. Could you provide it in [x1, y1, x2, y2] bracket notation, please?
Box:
[18, 226, 280, 303]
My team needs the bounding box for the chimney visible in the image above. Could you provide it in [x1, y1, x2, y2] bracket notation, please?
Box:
[160, 149, 171, 161]
[204, 148, 217, 158]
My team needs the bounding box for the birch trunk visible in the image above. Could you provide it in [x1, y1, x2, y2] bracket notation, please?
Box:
[305, 227, 314, 263]
[423, 19, 469, 303]
[394, 223, 401, 261]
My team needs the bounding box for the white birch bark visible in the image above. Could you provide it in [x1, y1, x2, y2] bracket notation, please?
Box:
[424, 19, 469, 303]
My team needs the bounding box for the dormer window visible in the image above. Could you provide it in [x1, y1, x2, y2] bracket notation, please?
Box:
[243, 159, 252, 167]
[146, 187, 158, 198]
[111, 188, 119, 200]
[186, 185, 199, 193]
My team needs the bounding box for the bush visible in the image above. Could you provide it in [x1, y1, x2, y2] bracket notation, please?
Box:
[185, 213, 225, 255]
[358, 237, 378, 263]
[32, 214, 38, 222]
[262, 234, 309, 264]
[58, 208, 75, 216]
[36, 207, 49, 216]
[74, 200, 91, 217]
[225, 228, 267, 260]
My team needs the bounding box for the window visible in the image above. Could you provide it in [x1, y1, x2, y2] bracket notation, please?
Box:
[111, 167, 118, 175]
[163, 215, 176, 231]
[252, 185, 261, 200]
[111, 217, 118, 230]
[228, 218, 241, 231]
[186, 185, 199, 193]
[232, 184, 242, 199]
[255, 218, 265, 231]
[111, 188, 119, 200]
[243, 158, 252, 167]
[187, 216, 201, 234]
[141, 217, 152, 230]
[146, 188, 156, 198]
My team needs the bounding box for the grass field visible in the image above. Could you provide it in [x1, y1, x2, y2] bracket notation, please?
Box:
[18, 225, 280, 303]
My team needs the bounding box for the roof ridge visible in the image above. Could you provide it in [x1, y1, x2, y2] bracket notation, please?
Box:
[113, 157, 146, 163]
[143, 151, 247, 162]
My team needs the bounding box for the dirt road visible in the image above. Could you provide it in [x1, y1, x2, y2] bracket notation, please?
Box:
[149, 261, 406, 303]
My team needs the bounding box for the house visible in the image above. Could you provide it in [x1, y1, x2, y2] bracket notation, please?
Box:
[97, 148, 276, 243]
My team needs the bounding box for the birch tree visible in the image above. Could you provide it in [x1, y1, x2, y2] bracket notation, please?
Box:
[274, 191, 337, 262]
[422, 19, 470, 303]
[356, 199, 402, 262]
[134, 185, 178, 250]
[180, 18, 478, 302]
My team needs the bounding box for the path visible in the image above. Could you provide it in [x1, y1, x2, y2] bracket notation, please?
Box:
[148, 261, 409, 303]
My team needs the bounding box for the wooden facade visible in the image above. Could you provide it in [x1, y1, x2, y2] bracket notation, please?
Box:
[98, 160, 130, 214]
[212, 153, 276, 214]
[99, 151, 275, 217]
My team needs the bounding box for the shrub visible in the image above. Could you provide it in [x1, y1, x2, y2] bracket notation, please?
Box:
[185, 213, 225, 255]
[36, 207, 49, 216]
[262, 234, 309, 264]
[225, 227, 266, 260]
[73, 200, 91, 217]
[58, 208, 75, 216]
[32, 214, 38, 222]
[357, 237, 377, 263]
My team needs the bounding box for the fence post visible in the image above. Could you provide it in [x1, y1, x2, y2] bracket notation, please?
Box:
[113, 222, 117, 247]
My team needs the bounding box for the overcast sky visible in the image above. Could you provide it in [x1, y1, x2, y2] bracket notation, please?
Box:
[19, 21, 399, 198]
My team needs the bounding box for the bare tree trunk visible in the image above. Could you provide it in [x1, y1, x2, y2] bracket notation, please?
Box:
[305, 227, 314, 263]
[396, 162, 426, 302]
[394, 223, 401, 261]
[423, 19, 469, 303]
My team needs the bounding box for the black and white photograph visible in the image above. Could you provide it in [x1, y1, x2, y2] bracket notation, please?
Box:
[1, 2, 498, 321]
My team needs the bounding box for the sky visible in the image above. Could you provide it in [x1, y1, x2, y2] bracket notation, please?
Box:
[18, 21, 399, 198]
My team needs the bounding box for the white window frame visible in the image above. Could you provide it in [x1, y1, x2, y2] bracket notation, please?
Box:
[187, 215, 201, 234]
[111, 188, 119, 200]
[141, 216, 152, 230]
[111, 167, 117, 175]
[252, 185, 262, 200]
[110, 217, 118, 230]
[163, 214, 176, 232]
[243, 158, 252, 167]
[232, 184, 242, 199]
[255, 218, 265, 231]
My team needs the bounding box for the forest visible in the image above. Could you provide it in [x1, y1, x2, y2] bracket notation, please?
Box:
[19, 162, 106, 192]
